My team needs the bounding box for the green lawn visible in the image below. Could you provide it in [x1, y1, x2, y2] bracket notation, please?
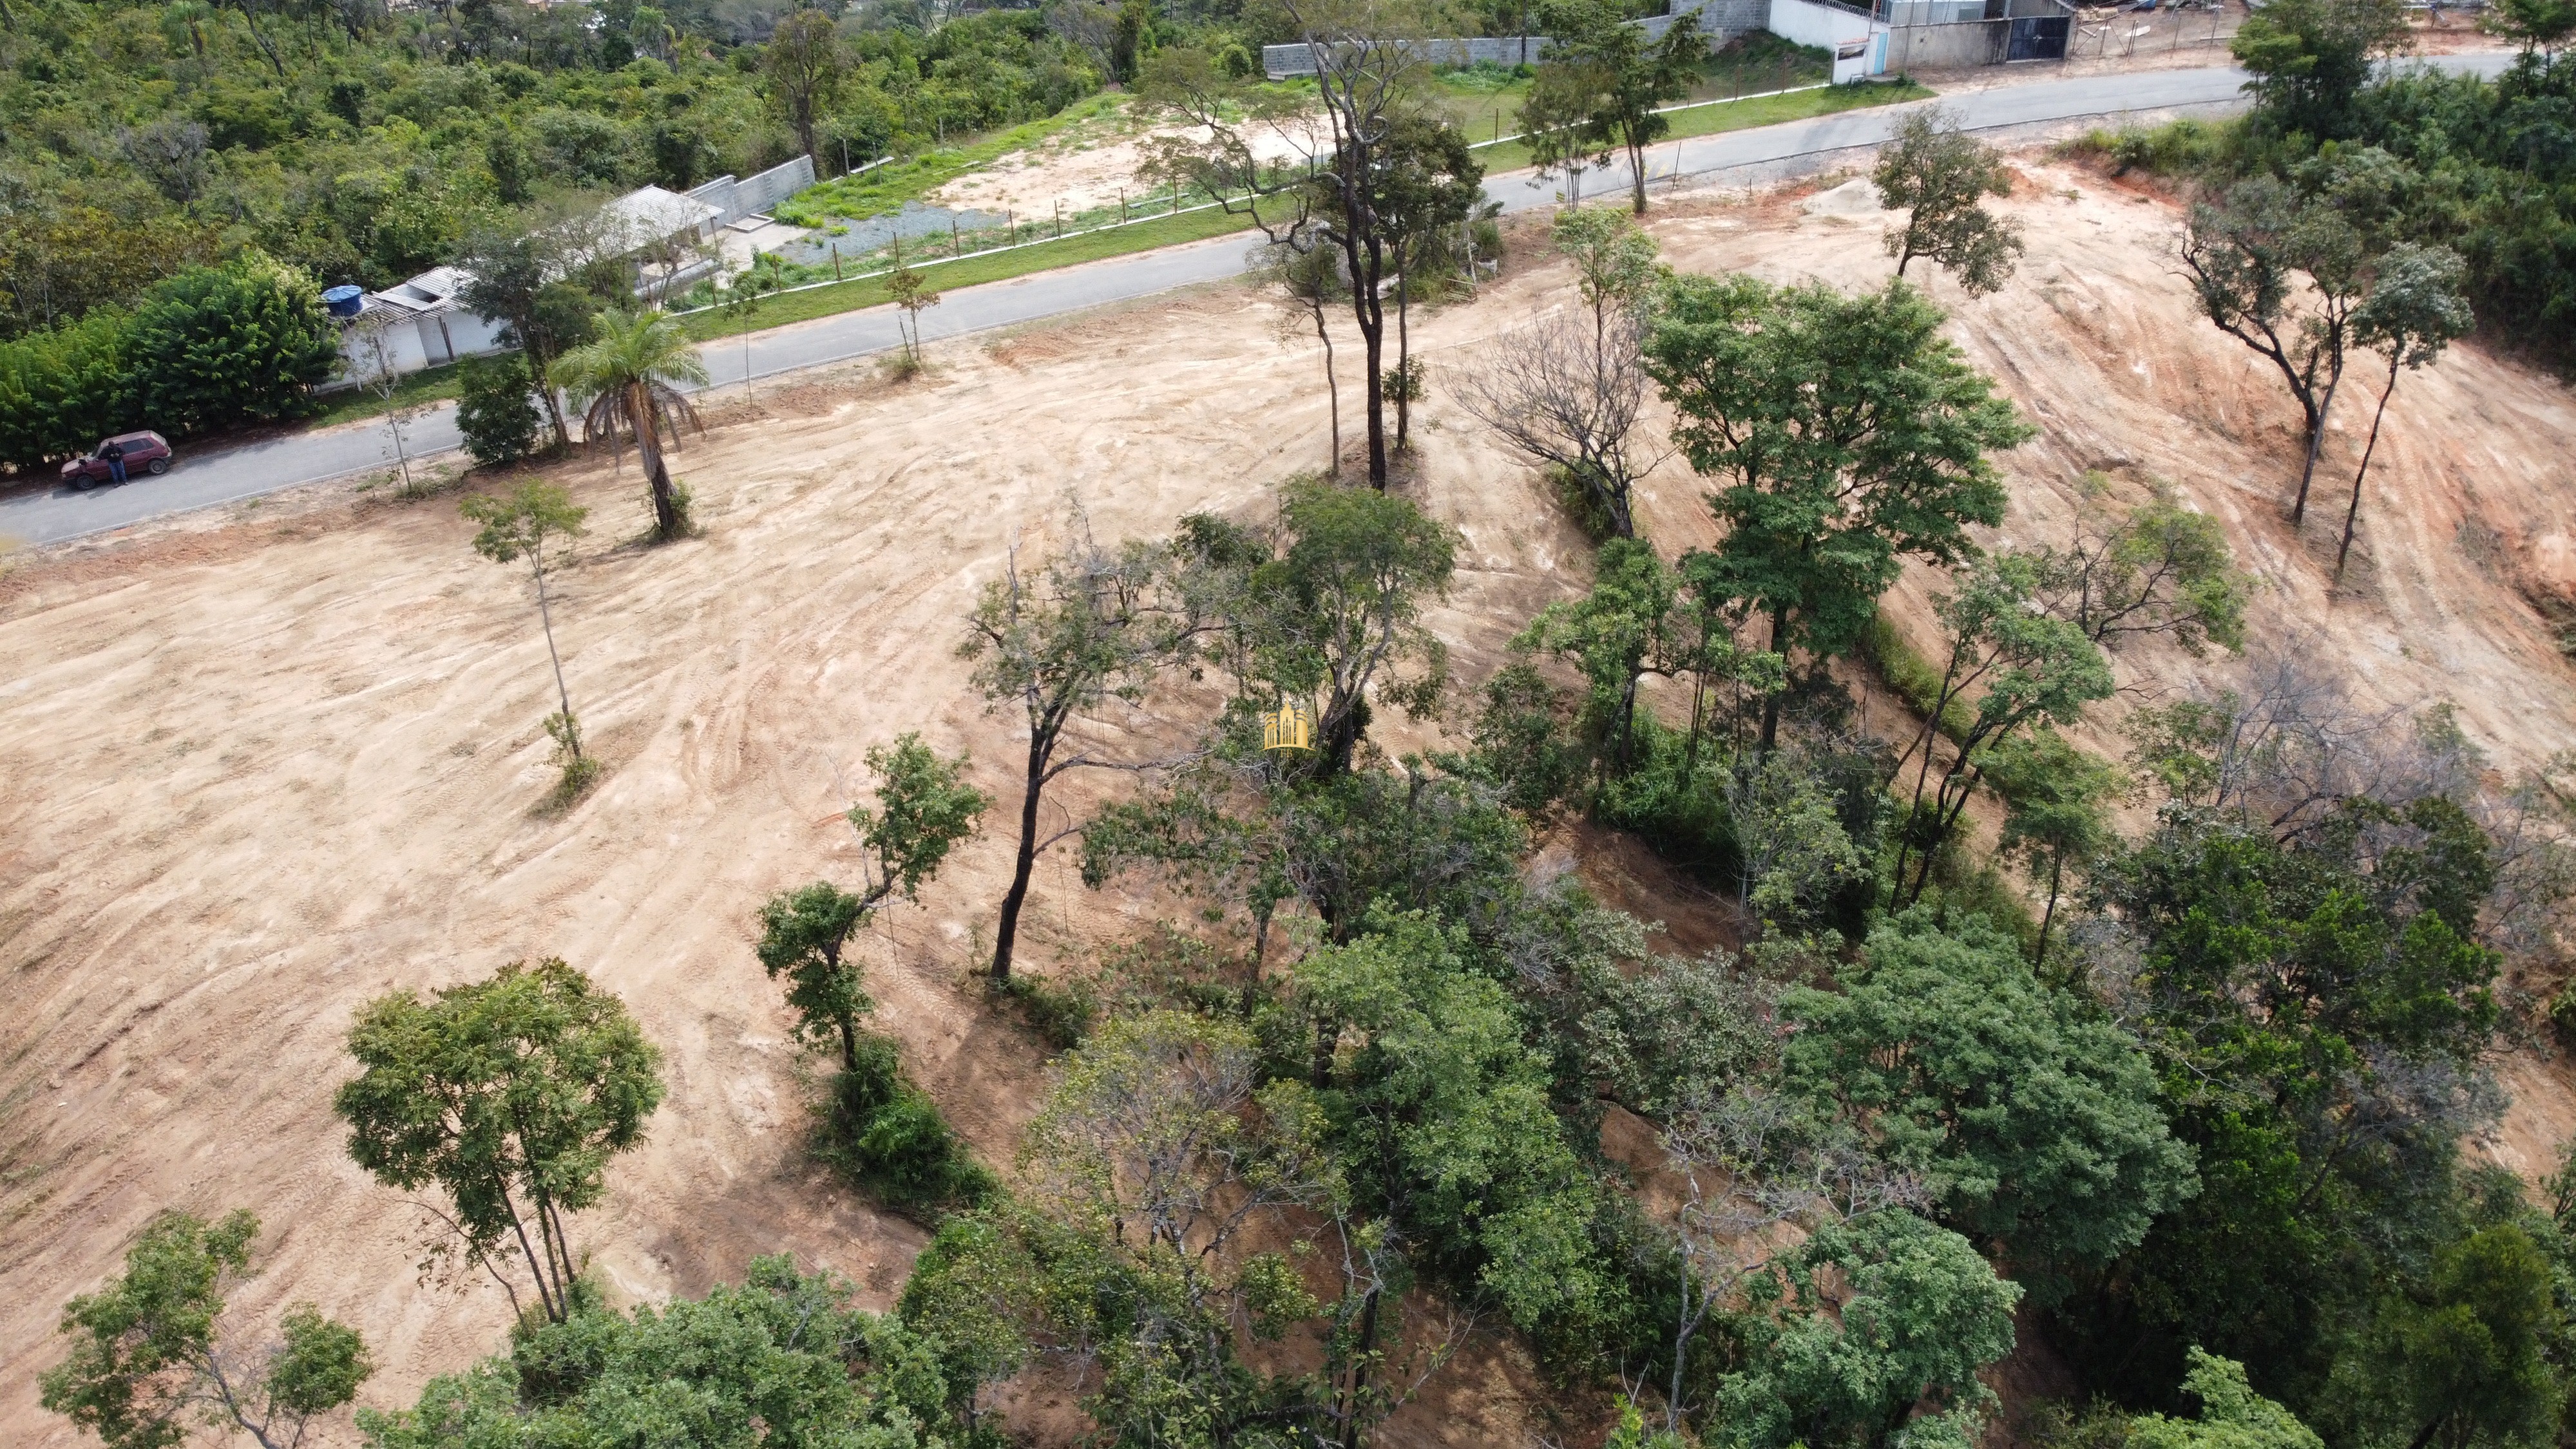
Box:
[308, 362, 468, 428]
[678, 202, 1263, 343]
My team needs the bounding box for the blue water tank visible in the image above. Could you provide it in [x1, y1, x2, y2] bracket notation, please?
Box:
[322, 284, 365, 319]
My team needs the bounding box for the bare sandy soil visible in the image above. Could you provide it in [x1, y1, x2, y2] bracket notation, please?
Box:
[5, 156, 2575, 1447]
[930, 105, 1329, 218]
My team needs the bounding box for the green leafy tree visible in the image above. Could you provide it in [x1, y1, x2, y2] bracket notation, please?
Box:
[1986, 728, 2123, 965]
[40, 1209, 372, 1449]
[334, 958, 666, 1325]
[1523, 0, 1704, 214]
[460, 480, 593, 797]
[960, 518, 1193, 982]
[1891, 554, 2113, 905]
[549, 308, 708, 543]
[1721, 1210, 2022, 1449]
[126, 254, 338, 436]
[754, 735, 987, 1070]
[2480, 0, 2576, 56]
[1378, 112, 1485, 450]
[1169, 482, 1458, 777]
[1873, 108, 2025, 296]
[1781, 909, 2198, 1289]
[1295, 909, 1616, 1342]
[2061, 804, 2504, 1412]
[455, 353, 540, 469]
[1516, 536, 1686, 781]
[2127, 1349, 2326, 1449]
[2356, 1226, 2564, 1449]
[763, 9, 846, 167]
[0, 308, 134, 469]
[2180, 172, 2375, 524]
[2337, 243, 2473, 578]
[2030, 487, 2247, 656]
[358, 1257, 962, 1449]
[2232, 0, 2411, 138]
[456, 220, 613, 451]
[1644, 276, 2029, 752]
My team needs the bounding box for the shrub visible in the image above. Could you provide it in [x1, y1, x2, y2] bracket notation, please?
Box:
[816, 1032, 997, 1216]
[992, 971, 1098, 1049]
[125, 254, 339, 436]
[0, 309, 133, 469]
[457, 353, 541, 468]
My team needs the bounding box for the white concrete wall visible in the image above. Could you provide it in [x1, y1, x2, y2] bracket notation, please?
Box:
[1769, 0, 1881, 52]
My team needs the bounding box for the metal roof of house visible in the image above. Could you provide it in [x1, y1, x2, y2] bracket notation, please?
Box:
[597, 185, 724, 255]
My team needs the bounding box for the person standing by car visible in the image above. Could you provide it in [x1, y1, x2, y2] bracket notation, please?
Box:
[101, 439, 125, 485]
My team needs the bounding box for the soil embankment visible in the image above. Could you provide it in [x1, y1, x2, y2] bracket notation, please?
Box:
[3, 158, 2573, 1446]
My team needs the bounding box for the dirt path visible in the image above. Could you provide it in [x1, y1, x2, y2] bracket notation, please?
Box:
[4, 159, 2573, 1446]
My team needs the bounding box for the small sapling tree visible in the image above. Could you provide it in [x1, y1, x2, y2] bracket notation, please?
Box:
[960, 517, 1193, 981]
[756, 734, 987, 1072]
[40, 1210, 373, 1449]
[2028, 487, 2247, 656]
[1873, 108, 2025, 296]
[886, 240, 941, 374]
[334, 958, 665, 1325]
[1257, 229, 1349, 475]
[461, 480, 595, 801]
[2338, 242, 2472, 578]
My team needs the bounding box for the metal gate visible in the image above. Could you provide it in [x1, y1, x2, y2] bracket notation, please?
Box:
[2007, 13, 2070, 57]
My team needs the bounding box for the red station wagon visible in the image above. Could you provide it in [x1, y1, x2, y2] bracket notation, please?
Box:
[61, 431, 173, 489]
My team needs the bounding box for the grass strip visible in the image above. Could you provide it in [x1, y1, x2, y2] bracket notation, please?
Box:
[307, 362, 468, 428]
[678, 203, 1261, 343]
[1472, 77, 1935, 174]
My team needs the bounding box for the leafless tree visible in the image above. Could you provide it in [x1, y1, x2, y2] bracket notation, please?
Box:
[1455, 306, 1655, 538]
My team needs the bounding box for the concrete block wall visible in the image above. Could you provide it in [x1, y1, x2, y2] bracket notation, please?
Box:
[1263, 37, 1553, 77]
[685, 155, 817, 225]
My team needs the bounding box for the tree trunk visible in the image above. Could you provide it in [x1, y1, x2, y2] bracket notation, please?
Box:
[990, 736, 1049, 981]
[1315, 307, 1340, 477]
[2036, 849, 2064, 967]
[1757, 601, 1790, 755]
[1345, 229, 1389, 489]
[2337, 366, 2399, 579]
[2290, 361, 2343, 524]
[1394, 256, 1411, 452]
[837, 1016, 859, 1074]
[1628, 133, 1649, 214]
[1337, 1283, 1383, 1449]
[633, 387, 680, 541]
[537, 369, 571, 451]
[531, 558, 577, 755]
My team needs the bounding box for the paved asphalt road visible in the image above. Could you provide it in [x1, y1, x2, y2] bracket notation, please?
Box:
[0, 52, 2515, 549]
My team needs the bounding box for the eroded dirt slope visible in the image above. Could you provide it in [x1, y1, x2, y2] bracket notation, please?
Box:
[3, 159, 2573, 1446]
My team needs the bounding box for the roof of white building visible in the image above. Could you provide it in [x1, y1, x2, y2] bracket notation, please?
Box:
[596, 185, 724, 256]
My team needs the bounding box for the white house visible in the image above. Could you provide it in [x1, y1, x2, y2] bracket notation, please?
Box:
[329, 166, 809, 390]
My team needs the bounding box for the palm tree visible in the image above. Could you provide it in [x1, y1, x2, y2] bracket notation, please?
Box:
[549, 308, 710, 542]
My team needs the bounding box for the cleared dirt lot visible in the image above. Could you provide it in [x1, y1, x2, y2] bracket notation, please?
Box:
[4, 158, 2575, 1446]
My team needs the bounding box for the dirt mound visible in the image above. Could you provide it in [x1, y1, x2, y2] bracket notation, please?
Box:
[3, 160, 2573, 1447]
